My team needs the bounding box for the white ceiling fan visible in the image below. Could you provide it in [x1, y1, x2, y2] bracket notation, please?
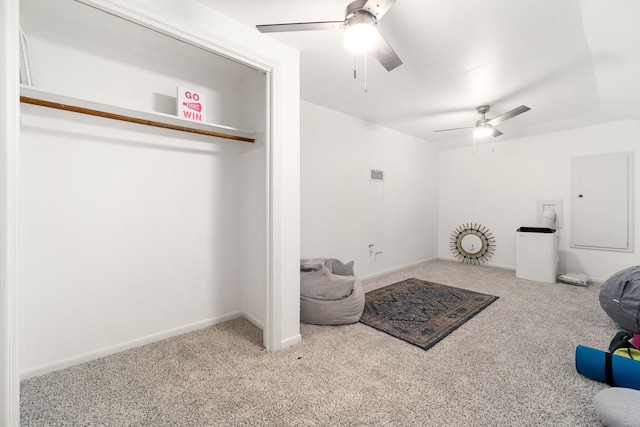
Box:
[435, 105, 531, 138]
[256, 0, 403, 72]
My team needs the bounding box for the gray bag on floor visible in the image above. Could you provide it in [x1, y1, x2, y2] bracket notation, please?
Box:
[599, 266, 640, 333]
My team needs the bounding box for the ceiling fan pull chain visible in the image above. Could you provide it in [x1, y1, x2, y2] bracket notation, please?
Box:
[364, 53, 368, 93]
[353, 55, 357, 80]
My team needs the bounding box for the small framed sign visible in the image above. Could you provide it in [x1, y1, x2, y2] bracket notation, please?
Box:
[177, 86, 206, 123]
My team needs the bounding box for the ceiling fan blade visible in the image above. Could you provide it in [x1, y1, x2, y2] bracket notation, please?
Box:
[362, 0, 397, 19]
[434, 126, 474, 133]
[372, 32, 402, 71]
[434, 125, 503, 136]
[256, 21, 345, 33]
[487, 105, 531, 126]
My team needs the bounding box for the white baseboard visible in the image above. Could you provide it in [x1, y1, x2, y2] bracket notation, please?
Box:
[438, 256, 607, 284]
[437, 255, 516, 271]
[280, 333, 302, 350]
[20, 311, 244, 380]
[242, 310, 264, 330]
[359, 257, 438, 281]
[20, 311, 300, 379]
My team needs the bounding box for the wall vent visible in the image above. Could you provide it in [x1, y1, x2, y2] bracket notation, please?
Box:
[370, 169, 384, 182]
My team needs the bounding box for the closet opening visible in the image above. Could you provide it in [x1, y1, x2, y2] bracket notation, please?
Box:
[17, 0, 272, 379]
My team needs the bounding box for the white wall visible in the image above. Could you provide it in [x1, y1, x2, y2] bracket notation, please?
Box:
[240, 75, 267, 329]
[301, 101, 439, 278]
[20, 109, 248, 375]
[438, 120, 640, 281]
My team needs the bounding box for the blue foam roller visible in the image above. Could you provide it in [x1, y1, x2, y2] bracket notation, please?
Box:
[576, 345, 640, 390]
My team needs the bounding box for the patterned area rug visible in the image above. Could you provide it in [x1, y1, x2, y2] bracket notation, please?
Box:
[360, 278, 499, 350]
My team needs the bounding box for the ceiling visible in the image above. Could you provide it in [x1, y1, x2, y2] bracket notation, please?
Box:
[198, 0, 640, 150]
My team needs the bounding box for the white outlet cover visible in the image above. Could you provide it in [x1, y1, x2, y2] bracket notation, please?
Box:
[537, 199, 563, 229]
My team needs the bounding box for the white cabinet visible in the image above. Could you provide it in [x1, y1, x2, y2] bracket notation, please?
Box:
[570, 152, 633, 251]
[516, 229, 558, 283]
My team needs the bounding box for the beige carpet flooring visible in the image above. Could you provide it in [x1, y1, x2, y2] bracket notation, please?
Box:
[21, 259, 618, 426]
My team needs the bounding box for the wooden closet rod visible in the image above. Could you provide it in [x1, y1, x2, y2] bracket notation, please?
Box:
[20, 95, 255, 143]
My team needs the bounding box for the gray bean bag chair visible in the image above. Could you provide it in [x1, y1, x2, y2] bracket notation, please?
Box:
[300, 258, 365, 325]
[600, 266, 640, 333]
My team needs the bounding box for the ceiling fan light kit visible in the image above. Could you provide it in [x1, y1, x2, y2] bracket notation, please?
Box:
[343, 12, 378, 53]
[473, 123, 493, 139]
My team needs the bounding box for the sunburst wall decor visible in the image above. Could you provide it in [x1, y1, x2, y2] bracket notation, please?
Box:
[450, 223, 496, 264]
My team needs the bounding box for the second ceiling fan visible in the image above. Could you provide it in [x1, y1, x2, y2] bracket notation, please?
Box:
[435, 105, 531, 138]
[256, 0, 403, 72]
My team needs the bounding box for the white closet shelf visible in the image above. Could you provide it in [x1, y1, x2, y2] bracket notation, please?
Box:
[20, 85, 256, 143]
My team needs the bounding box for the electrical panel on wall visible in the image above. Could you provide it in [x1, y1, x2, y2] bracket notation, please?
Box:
[570, 151, 633, 252]
[370, 169, 384, 182]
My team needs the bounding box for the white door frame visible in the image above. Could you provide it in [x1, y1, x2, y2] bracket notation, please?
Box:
[2, 1, 21, 424]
